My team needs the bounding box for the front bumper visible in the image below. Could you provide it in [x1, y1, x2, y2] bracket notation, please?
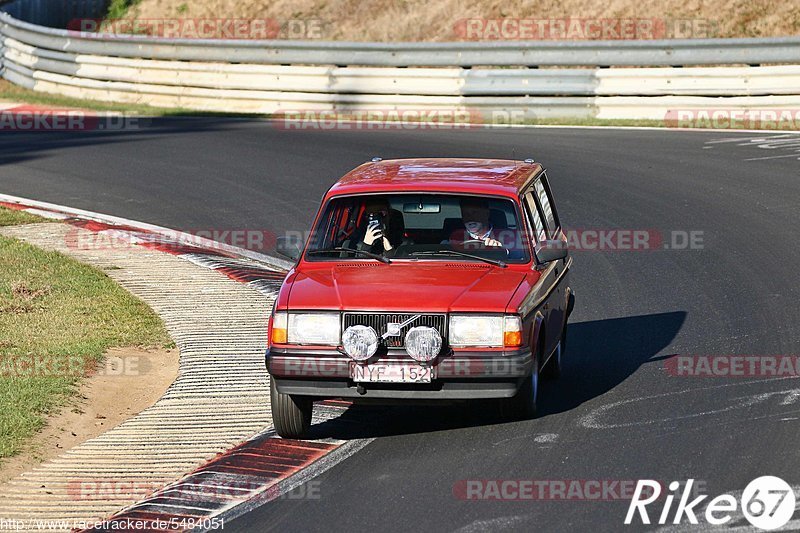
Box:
[266, 347, 532, 400]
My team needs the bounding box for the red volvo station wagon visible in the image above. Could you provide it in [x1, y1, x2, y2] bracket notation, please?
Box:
[268, 158, 574, 438]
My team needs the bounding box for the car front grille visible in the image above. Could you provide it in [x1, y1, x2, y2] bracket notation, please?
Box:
[343, 312, 447, 348]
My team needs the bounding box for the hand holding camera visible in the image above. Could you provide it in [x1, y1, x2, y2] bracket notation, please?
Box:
[363, 212, 392, 250]
[363, 221, 384, 245]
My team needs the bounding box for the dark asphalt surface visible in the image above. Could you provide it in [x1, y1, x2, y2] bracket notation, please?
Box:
[2, 123, 799, 532]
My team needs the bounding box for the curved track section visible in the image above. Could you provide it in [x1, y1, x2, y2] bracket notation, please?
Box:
[1, 123, 799, 531]
[0, 221, 276, 527]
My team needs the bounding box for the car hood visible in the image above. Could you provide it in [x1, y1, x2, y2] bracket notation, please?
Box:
[286, 262, 528, 312]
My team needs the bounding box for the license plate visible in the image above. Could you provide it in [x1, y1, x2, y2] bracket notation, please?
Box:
[350, 362, 436, 383]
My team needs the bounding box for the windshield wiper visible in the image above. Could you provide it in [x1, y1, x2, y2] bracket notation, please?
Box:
[307, 247, 391, 264]
[408, 250, 507, 268]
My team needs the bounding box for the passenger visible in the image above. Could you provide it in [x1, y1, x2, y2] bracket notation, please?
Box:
[446, 198, 504, 249]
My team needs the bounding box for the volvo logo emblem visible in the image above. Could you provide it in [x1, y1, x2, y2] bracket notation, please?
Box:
[382, 315, 421, 339]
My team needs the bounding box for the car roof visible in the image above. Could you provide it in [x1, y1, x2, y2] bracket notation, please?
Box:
[326, 158, 543, 198]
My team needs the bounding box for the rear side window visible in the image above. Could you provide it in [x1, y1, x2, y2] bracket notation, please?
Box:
[523, 192, 546, 243]
[533, 177, 558, 236]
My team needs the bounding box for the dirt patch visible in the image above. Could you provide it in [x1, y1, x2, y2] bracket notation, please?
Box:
[126, 0, 800, 41]
[0, 347, 179, 484]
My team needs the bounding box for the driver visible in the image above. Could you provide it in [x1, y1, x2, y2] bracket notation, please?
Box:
[446, 198, 504, 249]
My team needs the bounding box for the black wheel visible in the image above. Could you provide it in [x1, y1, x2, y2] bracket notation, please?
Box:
[542, 325, 566, 380]
[270, 376, 312, 438]
[500, 349, 539, 420]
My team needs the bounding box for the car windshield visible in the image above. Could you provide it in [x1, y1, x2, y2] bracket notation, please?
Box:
[305, 194, 531, 263]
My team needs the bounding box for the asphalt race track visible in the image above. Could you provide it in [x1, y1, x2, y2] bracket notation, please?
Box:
[2, 122, 799, 531]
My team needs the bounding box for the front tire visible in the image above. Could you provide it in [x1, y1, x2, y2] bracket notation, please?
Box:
[500, 350, 538, 420]
[542, 325, 566, 380]
[270, 376, 312, 438]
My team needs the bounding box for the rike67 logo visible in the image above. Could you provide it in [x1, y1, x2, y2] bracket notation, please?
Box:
[626, 477, 796, 530]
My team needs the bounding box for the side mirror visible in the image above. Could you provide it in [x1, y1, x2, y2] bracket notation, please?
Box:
[535, 239, 567, 264]
[276, 236, 302, 261]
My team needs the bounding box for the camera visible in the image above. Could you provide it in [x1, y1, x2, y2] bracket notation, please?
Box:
[367, 212, 385, 233]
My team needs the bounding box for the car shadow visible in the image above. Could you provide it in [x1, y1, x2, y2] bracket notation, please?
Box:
[539, 310, 686, 416]
[307, 310, 686, 440]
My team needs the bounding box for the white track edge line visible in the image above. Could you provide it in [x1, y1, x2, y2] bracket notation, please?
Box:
[0, 192, 294, 272]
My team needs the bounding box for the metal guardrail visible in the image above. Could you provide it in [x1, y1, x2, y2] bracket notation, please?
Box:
[5, 36, 800, 97]
[2, 8, 800, 120]
[2, 12, 800, 67]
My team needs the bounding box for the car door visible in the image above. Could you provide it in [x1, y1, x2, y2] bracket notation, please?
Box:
[523, 174, 568, 359]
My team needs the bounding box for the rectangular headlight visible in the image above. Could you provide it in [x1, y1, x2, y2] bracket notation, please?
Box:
[288, 312, 340, 345]
[449, 315, 504, 347]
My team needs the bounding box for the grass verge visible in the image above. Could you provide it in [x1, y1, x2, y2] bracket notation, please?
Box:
[0, 207, 43, 227]
[0, 207, 172, 460]
[106, 0, 142, 21]
[0, 79, 185, 116]
[0, 79, 269, 118]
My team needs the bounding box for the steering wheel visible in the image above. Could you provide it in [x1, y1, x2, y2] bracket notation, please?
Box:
[458, 239, 510, 256]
